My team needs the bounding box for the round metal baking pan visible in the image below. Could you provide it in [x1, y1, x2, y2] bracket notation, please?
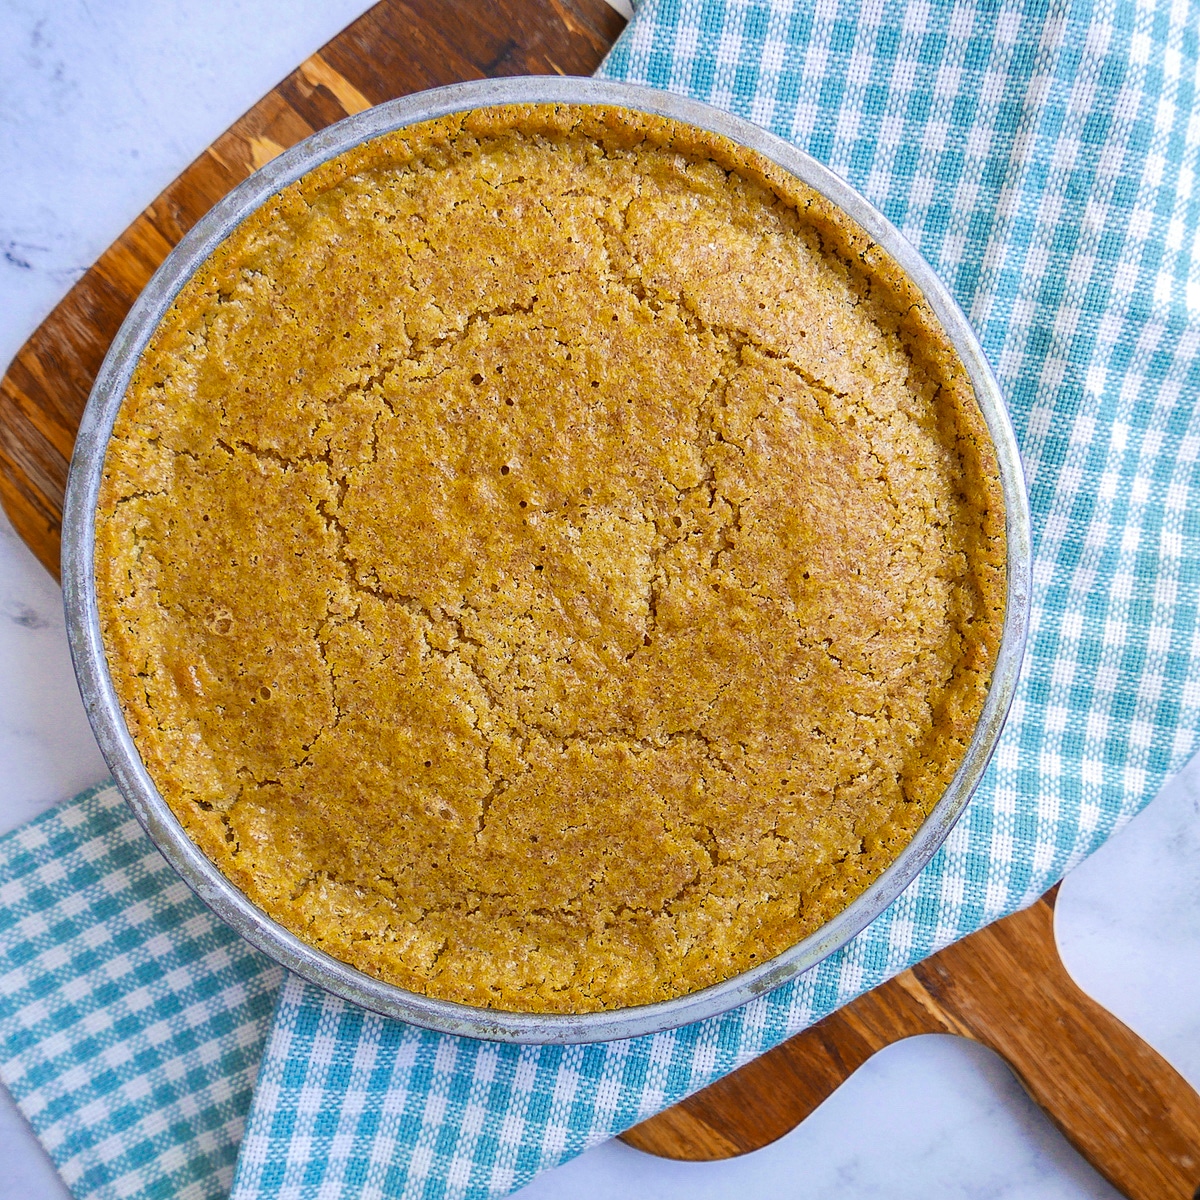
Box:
[63, 76, 1032, 1044]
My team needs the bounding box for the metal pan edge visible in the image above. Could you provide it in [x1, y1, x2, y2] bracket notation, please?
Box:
[62, 76, 1031, 1044]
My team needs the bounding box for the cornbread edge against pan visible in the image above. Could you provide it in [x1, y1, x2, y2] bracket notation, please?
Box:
[94, 103, 1005, 1014]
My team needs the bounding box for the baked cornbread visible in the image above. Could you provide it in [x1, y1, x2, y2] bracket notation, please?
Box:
[96, 103, 1005, 1014]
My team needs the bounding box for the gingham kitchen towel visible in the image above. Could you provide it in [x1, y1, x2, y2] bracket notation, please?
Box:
[3, 0, 1200, 1195]
[0, 783, 281, 1199]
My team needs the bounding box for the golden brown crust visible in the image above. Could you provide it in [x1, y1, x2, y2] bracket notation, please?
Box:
[95, 104, 1005, 1012]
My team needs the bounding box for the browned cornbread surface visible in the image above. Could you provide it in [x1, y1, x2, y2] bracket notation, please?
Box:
[96, 104, 1005, 1013]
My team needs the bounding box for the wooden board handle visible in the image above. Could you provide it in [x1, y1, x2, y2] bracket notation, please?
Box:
[621, 892, 1200, 1200]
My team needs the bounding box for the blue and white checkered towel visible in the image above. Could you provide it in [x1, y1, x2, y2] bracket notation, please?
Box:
[3, 0, 1200, 1195]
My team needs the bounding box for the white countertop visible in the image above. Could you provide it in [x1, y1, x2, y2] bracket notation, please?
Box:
[1, 3, 1197, 1197]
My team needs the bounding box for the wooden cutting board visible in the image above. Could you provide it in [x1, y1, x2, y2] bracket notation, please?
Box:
[2, 3, 1198, 1197]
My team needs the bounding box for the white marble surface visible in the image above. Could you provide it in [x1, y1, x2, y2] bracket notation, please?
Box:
[0, 2, 1197, 1197]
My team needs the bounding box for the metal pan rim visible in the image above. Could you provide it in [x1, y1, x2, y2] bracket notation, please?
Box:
[62, 76, 1032, 1044]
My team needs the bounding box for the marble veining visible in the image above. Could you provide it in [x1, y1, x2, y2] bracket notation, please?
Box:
[1, 2, 1197, 1197]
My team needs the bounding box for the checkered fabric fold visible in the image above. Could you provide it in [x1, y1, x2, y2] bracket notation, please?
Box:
[3, 0, 1200, 1194]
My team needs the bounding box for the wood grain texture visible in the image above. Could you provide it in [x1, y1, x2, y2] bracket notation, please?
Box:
[4, 7, 1199, 1198]
[621, 889, 1200, 1200]
[0, 0, 625, 578]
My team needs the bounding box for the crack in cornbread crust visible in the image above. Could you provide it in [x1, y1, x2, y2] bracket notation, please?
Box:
[96, 104, 1005, 1013]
